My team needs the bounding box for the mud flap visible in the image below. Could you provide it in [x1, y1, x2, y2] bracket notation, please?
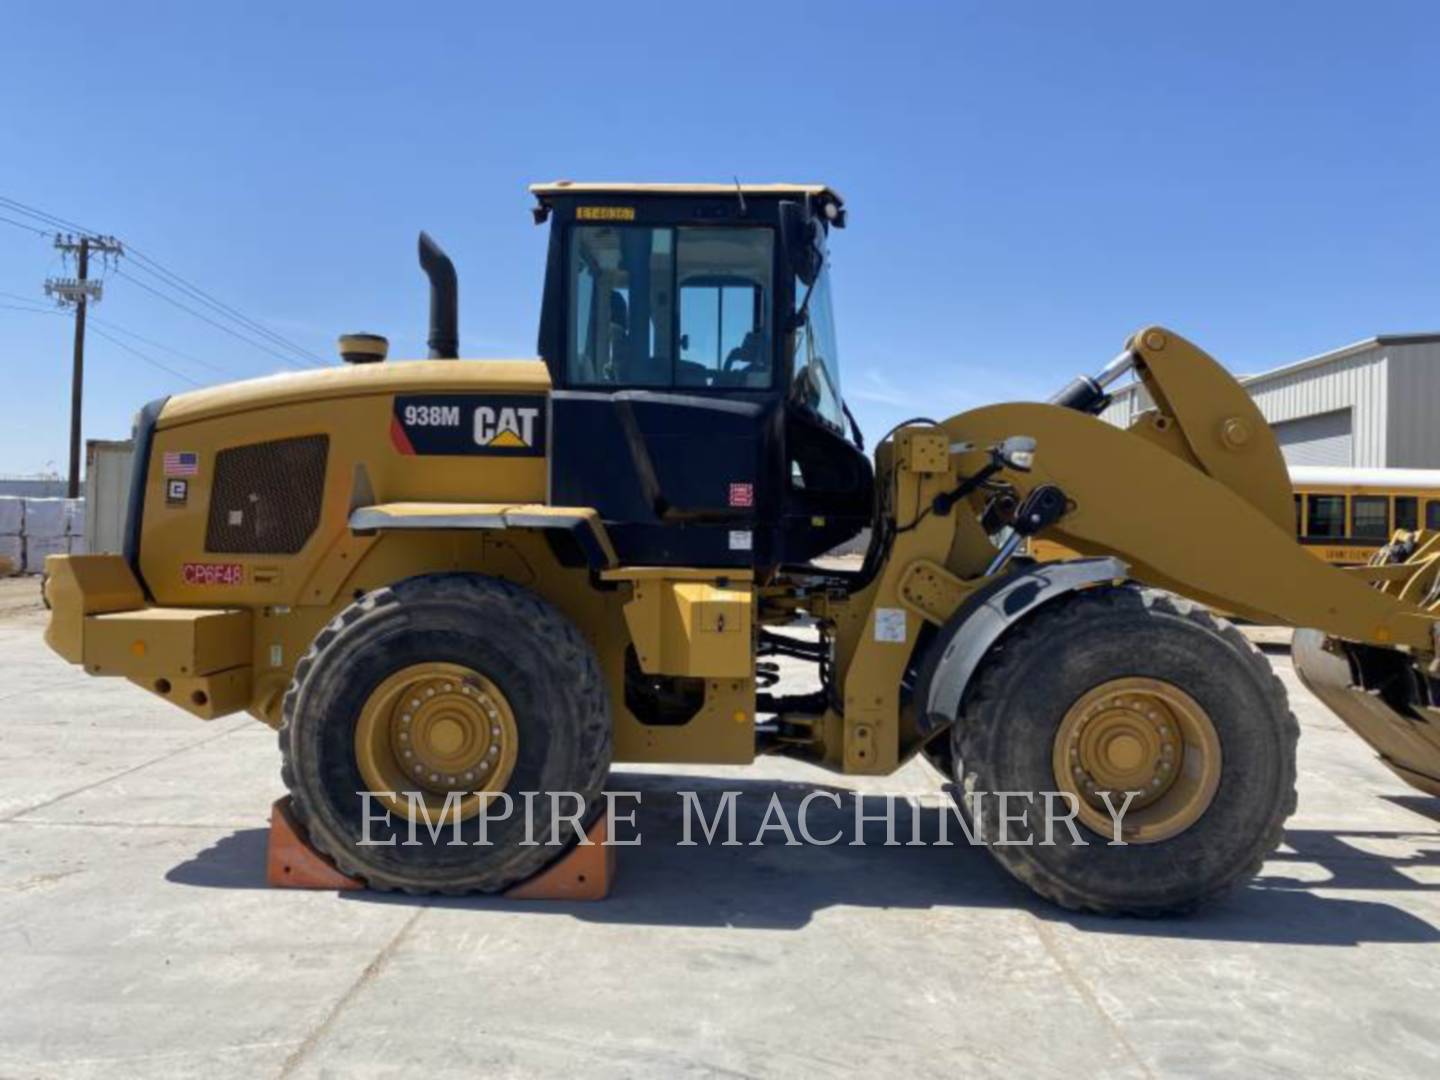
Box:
[1293, 629, 1440, 797]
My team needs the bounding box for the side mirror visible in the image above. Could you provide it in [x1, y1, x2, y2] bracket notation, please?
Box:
[993, 436, 1037, 473]
[779, 200, 824, 285]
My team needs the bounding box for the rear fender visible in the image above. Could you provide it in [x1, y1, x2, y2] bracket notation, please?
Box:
[348, 502, 617, 570]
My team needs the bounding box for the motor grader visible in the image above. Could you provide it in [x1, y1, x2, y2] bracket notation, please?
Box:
[43, 182, 1440, 914]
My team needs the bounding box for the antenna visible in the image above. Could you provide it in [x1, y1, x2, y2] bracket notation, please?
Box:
[733, 176, 747, 214]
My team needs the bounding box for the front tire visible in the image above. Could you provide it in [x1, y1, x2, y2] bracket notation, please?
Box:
[279, 573, 611, 894]
[952, 584, 1296, 915]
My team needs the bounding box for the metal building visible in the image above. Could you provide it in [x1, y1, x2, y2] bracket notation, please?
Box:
[1101, 333, 1440, 468]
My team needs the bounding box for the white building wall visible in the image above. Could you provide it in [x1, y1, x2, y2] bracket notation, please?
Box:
[1099, 346, 1393, 468]
[1244, 348, 1388, 467]
[1385, 341, 1440, 468]
[1099, 384, 1151, 428]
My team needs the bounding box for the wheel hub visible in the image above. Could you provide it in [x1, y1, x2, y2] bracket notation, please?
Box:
[1054, 676, 1221, 843]
[355, 662, 518, 822]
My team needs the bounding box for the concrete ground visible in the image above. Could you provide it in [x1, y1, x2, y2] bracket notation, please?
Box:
[1, 575, 1438, 1078]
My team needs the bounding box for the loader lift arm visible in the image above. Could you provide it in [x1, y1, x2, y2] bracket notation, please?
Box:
[813, 324, 1439, 808]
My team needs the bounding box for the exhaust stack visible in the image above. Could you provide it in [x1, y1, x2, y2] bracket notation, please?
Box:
[418, 231, 459, 359]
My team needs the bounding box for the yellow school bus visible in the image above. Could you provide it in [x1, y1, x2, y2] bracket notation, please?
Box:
[1031, 465, 1440, 566]
[1290, 466, 1440, 565]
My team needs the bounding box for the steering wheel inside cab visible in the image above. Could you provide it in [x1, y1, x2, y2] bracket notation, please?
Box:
[714, 330, 769, 385]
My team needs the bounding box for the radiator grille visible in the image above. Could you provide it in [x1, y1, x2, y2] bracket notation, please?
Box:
[205, 435, 329, 554]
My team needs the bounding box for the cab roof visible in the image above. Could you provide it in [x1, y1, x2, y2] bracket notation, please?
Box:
[529, 180, 842, 203]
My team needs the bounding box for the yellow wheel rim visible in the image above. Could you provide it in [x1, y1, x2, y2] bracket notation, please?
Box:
[1053, 676, 1222, 843]
[354, 662, 519, 823]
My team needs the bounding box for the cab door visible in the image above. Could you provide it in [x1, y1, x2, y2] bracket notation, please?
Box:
[549, 220, 785, 568]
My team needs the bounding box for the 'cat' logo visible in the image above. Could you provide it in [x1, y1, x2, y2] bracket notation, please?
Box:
[475, 406, 540, 449]
[392, 394, 547, 457]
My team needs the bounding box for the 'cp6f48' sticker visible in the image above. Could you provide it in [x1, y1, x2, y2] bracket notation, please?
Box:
[391, 395, 547, 457]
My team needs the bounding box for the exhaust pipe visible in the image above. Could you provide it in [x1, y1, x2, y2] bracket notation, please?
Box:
[418, 231, 459, 359]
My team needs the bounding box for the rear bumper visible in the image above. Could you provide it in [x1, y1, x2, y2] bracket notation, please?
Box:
[44, 554, 253, 719]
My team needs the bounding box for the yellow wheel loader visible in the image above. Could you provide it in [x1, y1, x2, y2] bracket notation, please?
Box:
[43, 182, 1440, 913]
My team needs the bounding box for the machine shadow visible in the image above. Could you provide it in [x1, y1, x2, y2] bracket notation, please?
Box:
[1381, 793, 1440, 824]
[166, 826, 271, 890]
[166, 772, 1440, 945]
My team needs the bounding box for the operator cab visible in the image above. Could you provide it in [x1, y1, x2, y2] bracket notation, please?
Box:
[531, 181, 873, 570]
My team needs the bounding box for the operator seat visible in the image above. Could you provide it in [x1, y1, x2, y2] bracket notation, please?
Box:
[718, 329, 769, 386]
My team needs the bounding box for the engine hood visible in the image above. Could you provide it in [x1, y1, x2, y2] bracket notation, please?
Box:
[158, 358, 551, 429]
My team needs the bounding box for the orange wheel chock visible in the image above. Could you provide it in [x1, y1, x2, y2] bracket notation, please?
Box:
[265, 796, 616, 900]
[267, 797, 363, 890]
[506, 815, 615, 901]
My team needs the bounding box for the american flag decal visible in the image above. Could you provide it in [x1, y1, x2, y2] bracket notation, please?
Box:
[163, 450, 199, 477]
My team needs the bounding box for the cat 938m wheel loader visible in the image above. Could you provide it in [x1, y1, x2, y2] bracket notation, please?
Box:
[43, 182, 1440, 914]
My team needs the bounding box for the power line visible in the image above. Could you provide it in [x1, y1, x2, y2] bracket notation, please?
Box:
[0, 302, 65, 316]
[0, 212, 52, 237]
[1, 302, 216, 386]
[88, 315, 247, 380]
[1, 192, 330, 370]
[125, 249, 329, 367]
[112, 266, 314, 370]
[0, 194, 94, 235]
[88, 326, 202, 387]
[3, 289, 264, 381]
[0, 288, 53, 306]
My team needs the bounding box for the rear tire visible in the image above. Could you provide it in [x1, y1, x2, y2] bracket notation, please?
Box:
[279, 573, 611, 894]
[952, 584, 1296, 915]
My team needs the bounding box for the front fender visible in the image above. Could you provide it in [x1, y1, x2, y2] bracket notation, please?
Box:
[915, 557, 1129, 734]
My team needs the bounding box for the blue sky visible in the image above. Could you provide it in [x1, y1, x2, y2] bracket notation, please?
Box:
[1, 1, 1437, 473]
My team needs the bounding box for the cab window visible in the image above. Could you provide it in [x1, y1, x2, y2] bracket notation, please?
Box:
[1428, 500, 1440, 530]
[1305, 494, 1345, 538]
[677, 229, 773, 388]
[567, 224, 773, 389]
[1351, 495, 1389, 540]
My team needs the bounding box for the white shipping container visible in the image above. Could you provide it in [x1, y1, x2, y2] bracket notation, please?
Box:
[0, 535, 21, 574]
[23, 535, 66, 574]
[67, 534, 88, 555]
[64, 498, 86, 536]
[23, 498, 66, 540]
[0, 496, 22, 535]
[84, 440, 134, 555]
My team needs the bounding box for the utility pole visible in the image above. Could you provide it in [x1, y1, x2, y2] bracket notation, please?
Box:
[46, 234, 123, 498]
